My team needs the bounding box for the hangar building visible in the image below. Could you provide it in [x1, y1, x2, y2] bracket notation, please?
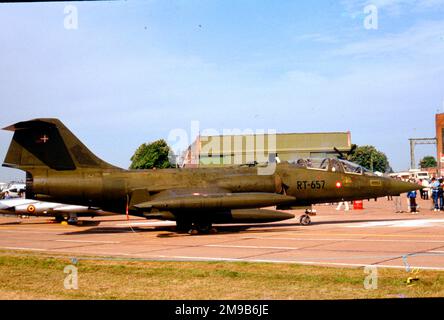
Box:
[182, 131, 352, 167]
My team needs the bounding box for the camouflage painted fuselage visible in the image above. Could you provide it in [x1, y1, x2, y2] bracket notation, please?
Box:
[3, 119, 418, 225]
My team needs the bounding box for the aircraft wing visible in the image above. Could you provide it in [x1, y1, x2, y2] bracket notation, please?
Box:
[0, 199, 114, 217]
[48, 205, 114, 217]
[132, 189, 296, 211]
[0, 199, 38, 213]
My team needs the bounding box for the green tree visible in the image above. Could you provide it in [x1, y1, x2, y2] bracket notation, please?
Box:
[349, 145, 390, 173]
[130, 139, 173, 169]
[419, 156, 437, 168]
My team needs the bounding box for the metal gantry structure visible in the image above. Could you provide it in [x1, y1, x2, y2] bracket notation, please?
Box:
[409, 138, 437, 169]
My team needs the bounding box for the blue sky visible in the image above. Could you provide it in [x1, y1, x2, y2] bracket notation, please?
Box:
[1, 0, 444, 181]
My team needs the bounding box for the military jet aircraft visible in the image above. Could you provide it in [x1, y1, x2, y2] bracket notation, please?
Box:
[0, 183, 26, 198]
[0, 198, 114, 224]
[2, 119, 419, 234]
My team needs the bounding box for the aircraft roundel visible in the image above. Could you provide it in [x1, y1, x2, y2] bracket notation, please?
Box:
[27, 205, 36, 214]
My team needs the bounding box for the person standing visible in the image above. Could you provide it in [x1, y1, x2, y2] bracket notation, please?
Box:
[392, 177, 404, 213]
[421, 178, 429, 200]
[439, 178, 444, 211]
[431, 177, 440, 212]
[418, 179, 424, 200]
[336, 201, 350, 211]
[407, 190, 418, 213]
[393, 194, 403, 213]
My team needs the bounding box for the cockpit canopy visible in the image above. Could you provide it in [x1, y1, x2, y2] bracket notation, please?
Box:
[289, 158, 375, 176]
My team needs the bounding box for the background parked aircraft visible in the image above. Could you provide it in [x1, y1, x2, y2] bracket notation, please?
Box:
[0, 198, 115, 224]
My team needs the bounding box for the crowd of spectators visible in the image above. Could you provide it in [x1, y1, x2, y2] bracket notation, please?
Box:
[391, 176, 444, 214]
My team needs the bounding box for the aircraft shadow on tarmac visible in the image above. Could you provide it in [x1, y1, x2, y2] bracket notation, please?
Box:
[0, 220, 103, 227]
[0, 221, 23, 225]
[0, 218, 143, 227]
[60, 217, 407, 237]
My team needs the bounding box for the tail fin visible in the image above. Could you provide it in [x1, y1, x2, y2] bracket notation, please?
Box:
[2, 118, 120, 171]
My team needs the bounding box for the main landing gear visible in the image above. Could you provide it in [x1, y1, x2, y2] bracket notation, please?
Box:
[299, 209, 316, 226]
[175, 220, 217, 235]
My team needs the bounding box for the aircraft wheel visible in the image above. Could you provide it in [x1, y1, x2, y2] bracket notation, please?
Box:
[54, 215, 65, 223]
[299, 215, 311, 226]
[197, 222, 213, 233]
[67, 214, 78, 225]
[188, 222, 214, 235]
[176, 221, 193, 233]
[188, 228, 199, 235]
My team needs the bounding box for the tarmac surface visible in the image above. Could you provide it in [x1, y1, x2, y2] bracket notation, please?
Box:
[1, 196, 444, 270]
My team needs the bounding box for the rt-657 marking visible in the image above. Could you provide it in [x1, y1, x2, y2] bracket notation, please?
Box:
[296, 180, 325, 190]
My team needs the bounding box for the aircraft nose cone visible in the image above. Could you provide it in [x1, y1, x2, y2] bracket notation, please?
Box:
[388, 179, 421, 195]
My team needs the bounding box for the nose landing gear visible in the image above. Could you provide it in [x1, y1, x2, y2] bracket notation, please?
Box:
[299, 214, 311, 225]
[299, 209, 316, 226]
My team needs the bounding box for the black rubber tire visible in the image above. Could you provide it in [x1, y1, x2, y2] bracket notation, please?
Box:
[54, 215, 65, 223]
[176, 220, 193, 233]
[299, 215, 311, 226]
